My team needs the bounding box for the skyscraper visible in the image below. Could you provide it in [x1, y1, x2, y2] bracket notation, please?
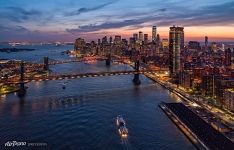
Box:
[114, 35, 121, 44]
[156, 34, 160, 44]
[225, 48, 232, 66]
[133, 33, 138, 41]
[144, 34, 148, 44]
[139, 31, 143, 42]
[152, 26, 157, 43]
[205, 36, 208, 47]
[102, 36, 108, 45]
[169, 26, 184, 77]
[109, 36, 113, 44]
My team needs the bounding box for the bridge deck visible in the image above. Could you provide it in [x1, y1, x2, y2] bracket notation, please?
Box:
[4, 70, 157, 84]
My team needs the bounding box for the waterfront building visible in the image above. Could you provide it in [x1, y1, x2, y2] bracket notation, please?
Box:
[169, 26, 184, 77]
[179, 70, 192, 89]
[215, 78, 234, 102]
[74, 38, 86, 54]
[224, 89, 234, 111]
[201, 74, 215, 97]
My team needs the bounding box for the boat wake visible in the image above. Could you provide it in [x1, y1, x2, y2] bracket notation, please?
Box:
[121, 137, 132, 150]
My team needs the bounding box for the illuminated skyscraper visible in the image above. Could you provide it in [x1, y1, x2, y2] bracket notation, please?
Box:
[169, 26, 184, 77]
[152, 26, 157, 43]
[139, 31, 143, 42]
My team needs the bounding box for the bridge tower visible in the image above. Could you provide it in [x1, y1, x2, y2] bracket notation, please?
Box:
[43, 57, 49, 71]
[132, 60, 141, 85]
[17, 61, 26, 97]
[106, 54, 111, 66]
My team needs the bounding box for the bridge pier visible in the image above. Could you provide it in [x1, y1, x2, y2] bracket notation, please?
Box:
[133, 60, 141, 85]
[43, 57, 49, 71]
[106, 54, 111, 66]
[17, 61, 26, 97]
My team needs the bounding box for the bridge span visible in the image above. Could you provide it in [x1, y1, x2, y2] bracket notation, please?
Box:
[5, 70, 158, 84]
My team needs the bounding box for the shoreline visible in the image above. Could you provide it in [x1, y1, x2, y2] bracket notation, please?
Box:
[158, 102, 207, 150]
[0, 85, 20, 96]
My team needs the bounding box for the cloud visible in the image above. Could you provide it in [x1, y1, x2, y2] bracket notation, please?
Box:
[4, 7, 42, 22]
[66, 19, 145, 33]
[1, 0, 234, 42]
[0, 25, 73, 42]
[65, 1, 118, 16]
[66, 1, 234, 34]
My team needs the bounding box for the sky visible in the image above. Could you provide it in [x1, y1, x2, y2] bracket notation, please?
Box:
[0, 0, 234, 42]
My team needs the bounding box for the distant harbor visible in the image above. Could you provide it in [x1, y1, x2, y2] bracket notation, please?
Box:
[0, 48, 35, 53]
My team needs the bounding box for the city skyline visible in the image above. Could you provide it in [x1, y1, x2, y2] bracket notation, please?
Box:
[0, 0, 234, 42]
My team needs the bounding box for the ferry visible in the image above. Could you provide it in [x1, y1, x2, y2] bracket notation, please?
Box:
[116, 115, 128, 138]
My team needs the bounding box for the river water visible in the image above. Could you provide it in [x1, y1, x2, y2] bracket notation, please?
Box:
[0, 44, 195, 149]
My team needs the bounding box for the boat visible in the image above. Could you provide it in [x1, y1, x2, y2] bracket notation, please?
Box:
[62, 83, 66, 89]
[116, 115, 128, 138]
[61, 81, 67, 89]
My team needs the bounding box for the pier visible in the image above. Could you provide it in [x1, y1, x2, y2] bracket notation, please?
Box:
[159, 102, 234, 150]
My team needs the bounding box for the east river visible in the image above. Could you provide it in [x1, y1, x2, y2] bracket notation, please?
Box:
[0, 44, 195, 149]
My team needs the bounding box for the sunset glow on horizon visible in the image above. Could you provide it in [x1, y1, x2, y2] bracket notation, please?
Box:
[0, 0, 234, 42]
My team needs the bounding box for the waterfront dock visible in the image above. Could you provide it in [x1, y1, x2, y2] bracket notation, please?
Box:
[159, 102, 234, 150]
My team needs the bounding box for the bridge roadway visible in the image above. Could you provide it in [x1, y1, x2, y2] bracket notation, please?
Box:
[47, 57, 108, 65]
[5, 70, 157, 84]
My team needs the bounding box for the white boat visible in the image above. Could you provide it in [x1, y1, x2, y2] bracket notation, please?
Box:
[116, 115, 128, 138]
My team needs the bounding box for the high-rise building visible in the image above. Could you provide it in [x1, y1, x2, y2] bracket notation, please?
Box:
[144, 34, 148, 44]
[152, 26, 157, 43]
[162, 39, 169, 49]
[169, 26, 184, 76]
[188, 41, 201, 50]
[156, 34, 160, 44]
[205, 36, 208, 47]
[139, 31, 143, 42]
[74, 38, 85, 51]
[133, 33, 138, 41]
[109, 36, 113, 44]
[225, 48, 232, 66]
[102, 36, 108, 45]
[114, 35, 121, 44]
[224, 89, 234, 111]
[211, 42, 217, 52]
[122, 39, 128, 46]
